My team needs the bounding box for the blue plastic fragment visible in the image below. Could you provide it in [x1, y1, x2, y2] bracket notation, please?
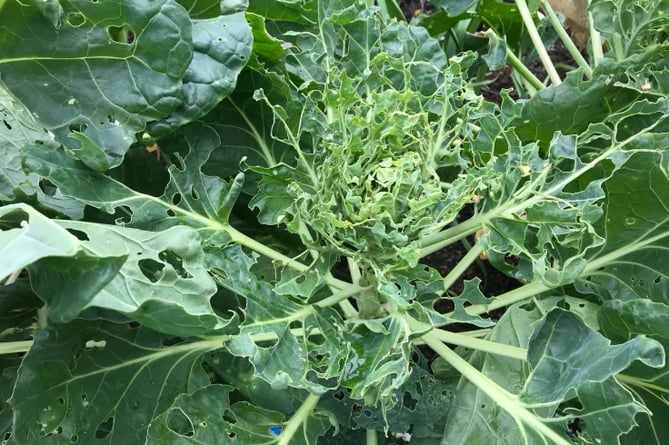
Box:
[269, 426, 282, 436]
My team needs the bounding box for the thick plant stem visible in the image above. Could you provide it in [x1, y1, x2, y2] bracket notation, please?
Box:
[277, 393, 321, 445]
[515, 0, 562, 85]
[366, 429, 378, 445]
[587, 0, 605, 64]
[455, 280, 552, 317]
[408, 318, 527, 360]
[541, 0, 592, 78]
[421, 331, 573, 445]
[0, 340, 33, 354]
[506, 49, 545, 91]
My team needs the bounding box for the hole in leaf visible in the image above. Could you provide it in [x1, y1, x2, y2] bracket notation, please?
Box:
[3, 119, 11, 130]
[166, 209, 176, 217]
[66, 12, 85, 27]
[68, 122, 87, 133]
[0, 209, 29, 230]
[129, 321, 140, 328]
[172, 194, 182, 205]
[113, 205, 133, 224]
[58, 398, 65, 405]
[222, 409, 236, 424]
[655, 276, 663, 284]
[70, 434, 78, 443]
[190, 187, 199, 200]
[108, 25, 135, 44]
[39, 179, 57, 197]
[333, 390, 346, 401]
[66, 229, 89, 241]
[159, 250, 192, 279]
[167, 409, 194, 437]
[228, 432, 236, 439]
[402, 392, 417, 410]
[95, 417, 114, 439]
[138, 258, 165, 283]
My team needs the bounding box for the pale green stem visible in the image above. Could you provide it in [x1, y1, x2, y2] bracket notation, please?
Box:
[366, 429, 378, 445]
[37, 305, 48, 329]
[541, 0, 593, 78]
[277, 393, 321, 445]
[506, 48, 545, 91]
[612, 34, 625, 61]
[617, 374, 669, 396]
[0, 340, 33, 354]
[455, 279, 552, 317]
[409, 318, 527, 360]
[587, 1, 605, 64]
[421, 331, 574, 445]
[516, 0, 562, 85]
[443, 243, 484, 292]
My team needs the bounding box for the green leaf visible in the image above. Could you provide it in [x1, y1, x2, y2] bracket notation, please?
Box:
[439, 303, 546, 444]
[576, 152, 669, 302]
[0, 87, 85, 218]
[512, 48, 668, 144]
[147, 13, 252, 137]
[9, 320, 220, 444]
[430, 0, 476, 16]
[565, 379, 649, 444]
[147, 384, 331, 445]
[0, 0, 193, 170]
[21, 123, 244, 231]
[590, 0, 669, 55]
[599, 300, 669, 340]
[0, 204, 120, 283]
[35, 220, 232, 336]
[523, 309, 665, 404]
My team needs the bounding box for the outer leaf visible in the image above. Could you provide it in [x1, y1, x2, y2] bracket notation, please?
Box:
[523, 309, 664, 404]
[147, 13, 252, 137]
[0, 87, 84, 218]
[9, 320, 219, 445]
[576, 152, 669, 303]
[147, 384, 331, 445]
[21, 124, 243, 231]
[0, 204, 122, 284]
[565, 379, 649, 444]
[440, 303, 547, 445]
[0, 0, 193, 170]
[33, 220, 232, 336]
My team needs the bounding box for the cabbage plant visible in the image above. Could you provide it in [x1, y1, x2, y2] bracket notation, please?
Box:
[1, 0, 667, 444]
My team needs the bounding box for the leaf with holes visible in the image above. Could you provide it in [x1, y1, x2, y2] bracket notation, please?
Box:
[0, 0, 193, 171]
[9, 320, 220, 445]
[147, 384, 331, 445]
